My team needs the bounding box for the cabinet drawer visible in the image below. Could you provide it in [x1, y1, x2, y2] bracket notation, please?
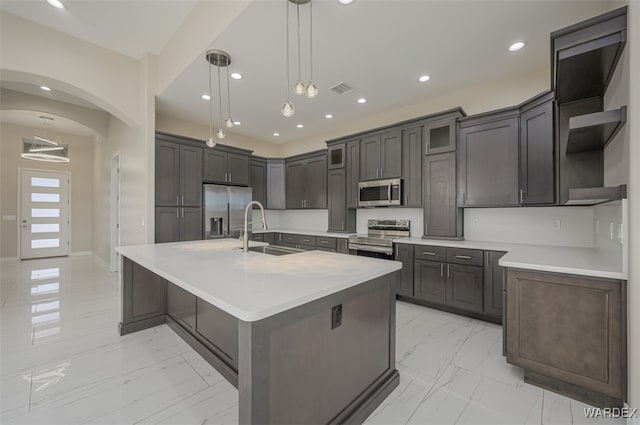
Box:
[282, 233, 301, 244]
[251, 233, 265, 242]
[414, 245, 446, 262]
[315, 247, 337, 253]
[316, 236, 337, 249]
[299, 235, 317, 248]
[446, 248, 483, 266]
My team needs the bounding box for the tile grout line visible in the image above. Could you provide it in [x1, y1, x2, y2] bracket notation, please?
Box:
[540, 390, 545, 425]
[27, 370, 33, 412]
[182, 354, 211, 387]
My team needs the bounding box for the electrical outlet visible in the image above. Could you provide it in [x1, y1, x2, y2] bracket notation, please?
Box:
[551, 219, 561, 231]
[331, 304, 342, 329]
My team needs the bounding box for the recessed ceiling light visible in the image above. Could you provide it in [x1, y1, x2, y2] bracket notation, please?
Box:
[325, 114, 333, 119]
[273, 132, 280, 137]
[357, 98, 367, 104]
[508, 41, 526, 52]
[40, 86, 52, 91]
[201, 94, 211, 100]
[233, 121, 241, 126]
[418, 75, 431, 83]
[46, 0, 64, 9]
[338, 0, 354, 4]
[296, 124, 304, 128]
[230, 72, 243, 80]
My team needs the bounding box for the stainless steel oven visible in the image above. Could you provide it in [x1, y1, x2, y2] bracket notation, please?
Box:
[348, 219, 410, 259]
[358, 179, 402, 207]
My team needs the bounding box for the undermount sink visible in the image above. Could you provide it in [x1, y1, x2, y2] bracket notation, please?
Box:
[246, 245, 304, 256]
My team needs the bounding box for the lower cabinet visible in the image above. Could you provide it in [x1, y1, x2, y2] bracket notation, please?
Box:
[414, 260, 446, 304]
[445, 263, 483, 313]
[483, 251, 506, 318]
[196, 298, 239, 369]
[155, 207, 203, 243]
[505, 268, 626, 405]
[167, 282, 196, 331]
[394, 244, 414, 297]
[120, 258, 167, 333]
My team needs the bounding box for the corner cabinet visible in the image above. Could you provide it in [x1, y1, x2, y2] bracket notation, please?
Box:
[250, 157, 267, 207]
[285, 151, 327, 209]
[204, 147, 251, 186]
[360, 129, 402, 181]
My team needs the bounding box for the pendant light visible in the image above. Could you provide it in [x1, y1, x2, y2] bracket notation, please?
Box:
[305, 0, 318, 98]
[294, 1, 305, 96]
[205, 49, 233, 146]
[281, 0, 295, 117]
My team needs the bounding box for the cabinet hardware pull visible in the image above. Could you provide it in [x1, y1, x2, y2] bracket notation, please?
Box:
[455, 255, 472, 260]
[381, 167, 383, 177]
[229, 173, 232, 182]
[440, 263, 444, 277]
[387, 184, 391, 202]
[181, 195, 184, 206]
[422, 251, 437, 256]
[341, 221, 344, 230]
[462, 192, 466, 205]
[520, 189, 524, 204]
[181, 208, 184, 219]
[447, 264, 450, 277]
[176, 209, 179, 219]
[303, 239, 310, 242]
[321, 241, 328, 244]
[176, 196, 179, 205]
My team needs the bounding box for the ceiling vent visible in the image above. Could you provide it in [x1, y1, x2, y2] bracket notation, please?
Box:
[330, 82, 355, 95]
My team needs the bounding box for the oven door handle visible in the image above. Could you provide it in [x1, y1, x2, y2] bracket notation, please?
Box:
[387, 183, 391, 202]
[348, 243, 394, 255]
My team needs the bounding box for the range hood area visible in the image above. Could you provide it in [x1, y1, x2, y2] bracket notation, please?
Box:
[552, 6, 628, 207]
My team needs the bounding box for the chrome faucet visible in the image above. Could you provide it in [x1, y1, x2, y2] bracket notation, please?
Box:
[243, 201, 267, 252]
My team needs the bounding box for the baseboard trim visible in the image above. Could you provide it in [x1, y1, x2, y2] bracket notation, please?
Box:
[0, 257, 18, 263]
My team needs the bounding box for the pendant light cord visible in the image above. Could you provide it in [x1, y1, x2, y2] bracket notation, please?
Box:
[286, 0, 290, 98]
[217, 65, 223, 129]
[309, 0, 313, 81]
[226, 65, 232, 119]
[208, 61, 213, 139]
[296, 1, 301, 83]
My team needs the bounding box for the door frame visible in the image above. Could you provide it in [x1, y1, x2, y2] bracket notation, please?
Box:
[110, 153, 121, 272]
[17, 168, 72, 260]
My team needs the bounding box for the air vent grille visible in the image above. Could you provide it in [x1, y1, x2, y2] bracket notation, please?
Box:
[330, 82, 354, 95]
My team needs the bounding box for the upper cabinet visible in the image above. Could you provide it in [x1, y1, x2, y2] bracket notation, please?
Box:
[204, 148, 251, 186]
[250, 157, 267, 207]
[423, 117, 457, 155]
[359, 129, 401, 181]
[401, 125, 422, 208]
[155, 134, 203, 207]
[267, 159, 286, 210]
[345, 139, 360, 209]
[285, 151, 327, 209]
[327, 140, 357, 232]
[458, 109, 520, 207]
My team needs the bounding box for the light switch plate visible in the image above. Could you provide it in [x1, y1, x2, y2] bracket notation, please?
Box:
[551, 219, 561, 231]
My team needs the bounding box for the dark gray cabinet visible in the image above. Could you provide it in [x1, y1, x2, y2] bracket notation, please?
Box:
[336, 239, 349, 254]
[424, 152, 461, 239]
[196, 298, 239, 369]
[414, 259, 446, 304]
[401, 126, 422, 207]
[267, 160, 286, 210]
[250, 157, 267, 207]
[424, 118, 457, 155]
[483, 251, 506, 319]
[204, 149, 250, 186]
[459, 112, 520, 207]
[394, 243, 414, 297]
[167, 282, 196, 330]
[445, 263, 483, 313]
[155, 139, 203, 207]
[121, 258, 166, 329]
[328, 143, 345, 169]
[520, 92, 555, 205]
[155, 206, 203, 243]
[359, 129, 401, 181]
[346, 139, 360, 209]
[285, 151, 327, 209]
[328, 169, 347, 232]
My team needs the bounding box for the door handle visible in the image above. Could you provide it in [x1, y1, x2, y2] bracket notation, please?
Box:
[422, 251, 437, 256]
[181, 195, 184, 206]
[440, 263, 444, 277]
[181, 208, 184, 219]
[520, 189, 525, 204]
[387, 184, 391, 202]
[229, 173, 232, 182]
[455, 255, 472, 260]
[376, 168, 379, 178]
[176, 209, 179, 219]
[342, 221, 344, 230]
[381, 167, 383, 177]
[447, 264, 450, 277]
[176, 196, 179, 206]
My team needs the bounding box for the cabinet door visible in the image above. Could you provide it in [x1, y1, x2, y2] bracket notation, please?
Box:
[414, 259, 446, 304]
[459, 117, 519, 206]
[155, 140, 180, 206]
[196, 298, 239, 369]
[328, 168, 346, 232]
[445, 263, 483, 313]
[424, 152, 459, 238]
[336, 239, 349, 254]
[203, 150, 227, 183]
[328, 143, 345, 169]
[395, 244, 414, 297]
[424, 118, 457, 155]
[360, 135, 381, 181]
[264, 232, 275, 245]
[305, 154, 327, 208]
[520, 100, 554, 205]
[227, 153, 250, 186]
[155, 207, 180, 243]
[380, 129, 402, 179]
[483, 251, 506, 318]
[250, 160, 267, 207]
[285, 160, 305, 209]
[167, 282, 196, 331]
[267, 161, 286, 210]
[402, 126, 422, 207]
[345, 140, 360, 209]
[180, 207, 203, 241]
[122, 258, 166, 324]
[180, 145, 203, 207]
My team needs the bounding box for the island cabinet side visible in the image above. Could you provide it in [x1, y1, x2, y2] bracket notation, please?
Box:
[505, 268, 627, 408]
[238, 272, 400, 425]
[119, 256, 167, 335]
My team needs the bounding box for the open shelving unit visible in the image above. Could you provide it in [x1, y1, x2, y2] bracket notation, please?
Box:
[566, 106, 627, 154]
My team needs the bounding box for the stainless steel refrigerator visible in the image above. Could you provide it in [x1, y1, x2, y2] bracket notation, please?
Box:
[203, 184, 252, 239]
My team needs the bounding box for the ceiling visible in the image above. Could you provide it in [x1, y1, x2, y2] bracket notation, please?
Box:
[1, 81, 102, 110]
[0, 110, 97, 137]
[1, 1, 620, 146]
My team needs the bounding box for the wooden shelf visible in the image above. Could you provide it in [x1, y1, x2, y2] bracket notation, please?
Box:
[565, 106, 626, 154]
[565, 184, 627, 205]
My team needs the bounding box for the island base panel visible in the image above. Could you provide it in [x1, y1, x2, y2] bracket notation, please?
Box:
[239, 273, 398, 425]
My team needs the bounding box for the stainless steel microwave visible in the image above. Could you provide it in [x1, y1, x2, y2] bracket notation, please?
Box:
[358, 178, 402, 207]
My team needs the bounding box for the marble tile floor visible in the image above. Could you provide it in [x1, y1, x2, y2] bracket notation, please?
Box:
[0, 255, 625, 424]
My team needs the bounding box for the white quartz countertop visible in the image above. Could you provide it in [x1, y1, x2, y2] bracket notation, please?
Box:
[394, 238, 626, 280]
[253, 229, 355, 238]
[117, 239, 401, 322]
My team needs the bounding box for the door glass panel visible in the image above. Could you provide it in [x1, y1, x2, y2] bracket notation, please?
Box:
[31, 223, 60, 233]
[31, 193, 60, 203]
[31, 239, 60, 249]
[31, 177, 60, 188]
[31, 208, 60, 218]
[430, 126, 450, 149]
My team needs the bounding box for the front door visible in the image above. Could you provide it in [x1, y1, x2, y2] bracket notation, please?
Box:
[20, 169, 70, 259]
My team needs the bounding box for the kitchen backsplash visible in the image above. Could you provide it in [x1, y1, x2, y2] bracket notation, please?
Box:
[593, 199, 627, 275]
[254, 209, 328, 232]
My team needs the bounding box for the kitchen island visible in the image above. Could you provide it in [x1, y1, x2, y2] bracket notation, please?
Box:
[116, 239, 401, 424]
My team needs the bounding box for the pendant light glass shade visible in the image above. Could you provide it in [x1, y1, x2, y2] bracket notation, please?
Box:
[281, 100, 295, 117]
[206, 137, 216, 148]
[224, 117, 235, 128]
[305, 82, 318, 98]
[216, 128, 226, 139]
[294, 81, 306, 96]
